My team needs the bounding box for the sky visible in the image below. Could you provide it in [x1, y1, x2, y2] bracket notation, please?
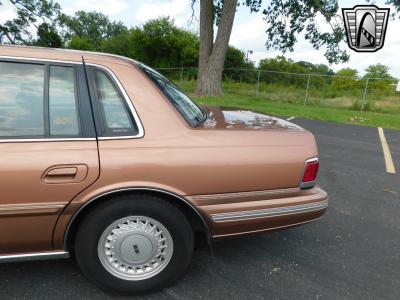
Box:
[2, 0, 399, 78]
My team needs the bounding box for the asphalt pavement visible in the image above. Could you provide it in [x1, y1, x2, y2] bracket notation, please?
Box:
[0, 118, 399, 300]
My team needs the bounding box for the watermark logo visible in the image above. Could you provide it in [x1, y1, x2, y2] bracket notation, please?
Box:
[342, 5, 390, 52]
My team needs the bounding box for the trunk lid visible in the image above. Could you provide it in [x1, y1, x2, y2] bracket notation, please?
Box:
[200, 106, 305, 132]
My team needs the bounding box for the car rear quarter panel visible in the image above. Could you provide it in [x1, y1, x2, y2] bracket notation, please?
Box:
[53, 58, 318, 248]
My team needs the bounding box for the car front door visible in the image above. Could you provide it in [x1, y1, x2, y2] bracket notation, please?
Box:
[0, 58, 99, 254]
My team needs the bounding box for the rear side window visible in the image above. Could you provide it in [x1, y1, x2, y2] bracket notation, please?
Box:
[0, 60, 82, 138]
[49, 66, 80, 136]
[93, 69, 137, 136]
[0, 62, 45, 136]
[139, 65, 205, 127]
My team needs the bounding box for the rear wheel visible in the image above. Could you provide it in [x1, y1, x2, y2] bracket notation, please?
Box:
[74, 194, 194, 294]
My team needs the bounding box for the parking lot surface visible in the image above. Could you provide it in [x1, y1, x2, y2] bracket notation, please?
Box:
[0, 119, 399, 300]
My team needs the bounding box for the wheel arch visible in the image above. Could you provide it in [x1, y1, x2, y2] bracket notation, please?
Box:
[64, 187, 212, 252]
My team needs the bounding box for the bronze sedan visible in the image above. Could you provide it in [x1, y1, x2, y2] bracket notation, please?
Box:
[0, 45, 328, 294]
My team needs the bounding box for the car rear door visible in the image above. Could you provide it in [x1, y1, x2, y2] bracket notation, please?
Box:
[0, 57, 99, 254]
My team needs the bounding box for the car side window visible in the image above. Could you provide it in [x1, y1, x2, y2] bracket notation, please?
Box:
[93, 69, 136, 136]
[49, 66, 80, 136]
[0, 61, 45, 136]
[0, 60, 85, 139]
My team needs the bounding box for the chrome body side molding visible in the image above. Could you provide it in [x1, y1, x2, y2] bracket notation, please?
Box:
[193, 187, 300, 202]
[0, 251, 69, 263]
[211, 199, 328, 222]
[0, 202, 67, 216]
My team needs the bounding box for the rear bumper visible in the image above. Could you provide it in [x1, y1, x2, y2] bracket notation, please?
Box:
[211, 199, 327, 222]
[194, 186, 328, 239]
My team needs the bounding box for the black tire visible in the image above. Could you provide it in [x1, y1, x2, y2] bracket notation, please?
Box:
[74, 194, 194, 294]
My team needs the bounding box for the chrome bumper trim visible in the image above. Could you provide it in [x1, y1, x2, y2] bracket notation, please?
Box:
[300, 180, 317, 189]
[0, 251, 69, 263]
[211, 199, 328, 222]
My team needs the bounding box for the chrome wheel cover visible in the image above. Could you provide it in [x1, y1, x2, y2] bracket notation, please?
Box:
[97, 216, 173, 281]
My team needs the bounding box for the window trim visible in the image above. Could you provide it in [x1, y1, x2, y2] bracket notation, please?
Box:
[85, 63, 144, 140]
[0, 56, 144, 141]
[0, 56, 95, 142]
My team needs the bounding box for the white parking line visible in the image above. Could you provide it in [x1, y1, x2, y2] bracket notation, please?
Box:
[378, 127, 396, 174]
[286, 117, 295, 121]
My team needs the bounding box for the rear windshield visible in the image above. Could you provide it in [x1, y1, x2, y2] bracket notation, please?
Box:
[139, 65, 205, 127]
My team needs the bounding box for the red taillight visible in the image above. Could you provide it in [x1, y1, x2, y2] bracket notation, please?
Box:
[302, 159, 319, 182]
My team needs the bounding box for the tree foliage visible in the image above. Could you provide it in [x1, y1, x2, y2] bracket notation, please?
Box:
[363, 64, 392, 80]
[59, 11, 128, 51]
[262, 0, 348, 64]
[382, 1, 400, 17]
[101, 17, 250, 72]
[201, 0, 349, 64]
[126, 17, 199, 68]
[223, 46, 255, 81]
[203, 0, 400, 66]
[363, 63, 394, 93]
[34, 22, 62, 47]
[258, 56, 332, 87]
[331, 68, 359, 90]
[68, 36, 96, 51]
[0, 1, 396, 90]
[296, 61, 334, 76]
[0, 0, 61, 44]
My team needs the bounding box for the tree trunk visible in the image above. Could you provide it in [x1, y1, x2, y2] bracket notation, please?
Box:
[197, 0, 214, 74]
[196, 0, 238, 96]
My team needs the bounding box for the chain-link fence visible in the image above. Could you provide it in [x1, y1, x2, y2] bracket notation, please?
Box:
[155, 67, 399, 114]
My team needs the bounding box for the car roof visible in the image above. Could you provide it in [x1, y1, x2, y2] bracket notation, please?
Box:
[0, 45, 139, 65]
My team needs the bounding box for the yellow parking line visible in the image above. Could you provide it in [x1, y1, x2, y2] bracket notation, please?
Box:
[378, 127, 396, 174]
[286, 116, 295, 121]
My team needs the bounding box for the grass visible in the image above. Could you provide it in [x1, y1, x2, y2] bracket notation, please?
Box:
[191, 92, 400, 130]
[169, 79, 400, 130]
[176, 79, 400, 110]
